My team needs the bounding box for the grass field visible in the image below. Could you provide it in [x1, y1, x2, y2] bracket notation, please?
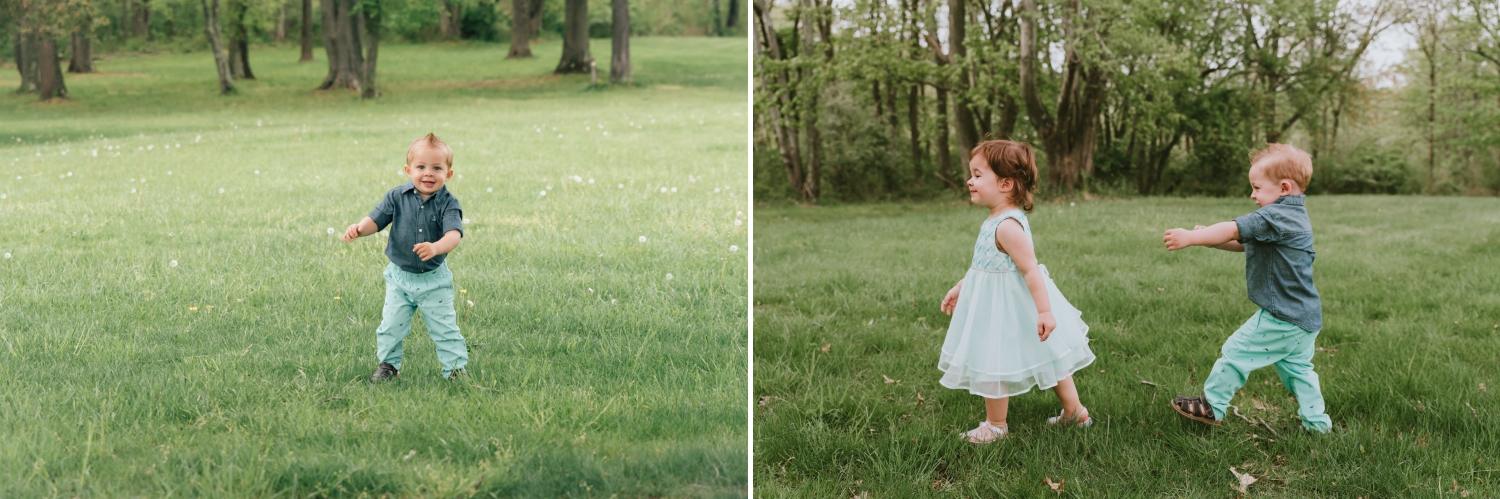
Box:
[0, 38, 748, 497]
[753, 197, 1500, 497]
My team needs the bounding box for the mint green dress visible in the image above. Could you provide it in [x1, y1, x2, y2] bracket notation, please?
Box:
[938, 210, 1095, 398]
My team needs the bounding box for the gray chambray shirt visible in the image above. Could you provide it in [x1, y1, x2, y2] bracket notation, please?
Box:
[1234, 194, 1322, 332]
[370, 182, 465, 274]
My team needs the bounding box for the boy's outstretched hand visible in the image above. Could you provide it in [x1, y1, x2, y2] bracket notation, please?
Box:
[342, 223, 363, 243]
[1163, 228, 1193, 251]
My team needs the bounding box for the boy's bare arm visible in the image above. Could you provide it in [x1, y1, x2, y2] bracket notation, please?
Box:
[1163, 221, 1240, 251]
[342, 217, 378, 242]
[1195, 225, 1246, 252]
[413, 230, 462, 261]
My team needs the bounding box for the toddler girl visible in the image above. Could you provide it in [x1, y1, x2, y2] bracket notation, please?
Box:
[938, 140, 1097, 443]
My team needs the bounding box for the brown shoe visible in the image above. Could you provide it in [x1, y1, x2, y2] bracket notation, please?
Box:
[1171, 395, 1221, 426]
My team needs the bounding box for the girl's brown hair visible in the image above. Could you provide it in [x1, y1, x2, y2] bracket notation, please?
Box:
[969, 140, 1038, 212]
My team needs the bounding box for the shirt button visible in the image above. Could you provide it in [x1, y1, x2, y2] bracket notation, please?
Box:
[418, 229, 423, 232]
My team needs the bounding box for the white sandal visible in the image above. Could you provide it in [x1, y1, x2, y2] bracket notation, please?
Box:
[1047, 407, 1093, 427]
[962, 421, 1008, 444]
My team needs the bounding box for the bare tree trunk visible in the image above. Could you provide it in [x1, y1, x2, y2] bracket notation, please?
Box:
[439, 2, 460, 40]
[318, 0, 364, 90]
[1017, 0, 1107, 194]
[556, 0, 592, 73]
[935, 84, 958, 190]
[227, 0, 255, 79]
[122, 0, 131, 43]
[712, 0, 723, 36]
[507, 0, 534, 58]
[610, 0, 631, 84]
[134, 0, 151, 39]
[299, 0, 314, 61]
[754, 0, 811, 201]
[908, 84, 921, 186]
[361, 6, 379, 98]
[36, 34, 67, 100]
[202, 0, 236, 94]
[276, 2, 288, 42]
[948, 0, 979, 160]
[16, 31, 40, 93]
[69, 29, 95, 73]
[799, 0, 822, 199]
[726, 0, 740, 29]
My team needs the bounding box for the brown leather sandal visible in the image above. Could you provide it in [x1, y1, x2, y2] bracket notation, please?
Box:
[1171, 395, 1221, 426]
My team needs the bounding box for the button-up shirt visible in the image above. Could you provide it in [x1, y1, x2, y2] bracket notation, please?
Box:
[1234, 194, 1321, 332]
[370, 182, 464, 274]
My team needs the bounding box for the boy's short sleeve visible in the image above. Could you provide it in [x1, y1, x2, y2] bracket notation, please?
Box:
[1234, 211, 1276, 244]
[441, 197, 464, 238]
[369, 190, 396, 230]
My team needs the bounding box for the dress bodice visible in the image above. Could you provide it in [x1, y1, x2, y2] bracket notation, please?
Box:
[970, 210, 1031, 272]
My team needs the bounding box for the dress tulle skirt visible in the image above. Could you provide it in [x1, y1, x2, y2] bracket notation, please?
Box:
[938, 264, 1095, 398]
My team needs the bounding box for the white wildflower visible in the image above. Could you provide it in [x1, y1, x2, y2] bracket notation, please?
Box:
[327, 227, 335, 235]
[617, 183, 624, 189]
[539, 190, 547, 197]
[170, 260, 178, 267]
[2, 253, 9, 259]
[659, 187, 667, 194]
[730, 245, 739, 252]
[486, 187, 493, 193]
[670, 187, 677, 193]
[588, 178, 594, 184]
[714, 188, 721, 193]
[638, 236, 647, 243]
[734, 219, 742, 226]
[219, 188, 225, 194]
[665, 273, 673, 281]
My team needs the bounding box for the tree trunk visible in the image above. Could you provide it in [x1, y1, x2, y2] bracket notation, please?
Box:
[996, 93, 1018, 139]
[228, 0, 254, 79]
[201, 0, 236, 94]
[555, 0, 592, 73]
[610, 0, 631, 84]
[935, 84, 958, 190]
[799, 0, 822, 199]
[276, 2, 288, 42]
[361, 5, 379, 98]
[439, 2, 459, 40]
[318, 0, 364, 90]
[908, 84, 921, 186]
[726, 0, 739, 29]
[507, 0, 534, 58]
[299, 0, 314, 61]
[1017, 0, 1106, 194]
[69, 30, 95, 73]
[122, 0, 131, 43]
[754, 0, 811, 201]
[36, 34, 67, 100]
[134, 0, 151, 39]
[16, 31, 40, 93]
[948, 0, 979, 161]
[712, 0, 723, 36]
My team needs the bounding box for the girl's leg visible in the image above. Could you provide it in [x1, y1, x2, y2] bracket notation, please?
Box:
[984, 397, 1009, 426]
[1052, 377, 1086, 418]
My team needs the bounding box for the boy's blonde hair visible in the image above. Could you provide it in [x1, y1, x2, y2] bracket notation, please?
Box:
[1249, 143, 1312, 190]
[407, 133, 453, 167]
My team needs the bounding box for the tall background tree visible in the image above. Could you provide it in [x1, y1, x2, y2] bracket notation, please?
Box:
[201, 0, 235, 93]
[609, 0, 630, 83]
[554, 0, 589, 73]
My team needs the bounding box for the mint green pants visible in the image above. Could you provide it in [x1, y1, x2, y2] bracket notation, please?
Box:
[1204, 309, 1331, 433]
[376, 262, 468, 378]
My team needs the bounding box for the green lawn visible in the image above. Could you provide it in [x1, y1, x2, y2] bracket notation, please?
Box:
[753, 197, 1499, 497]
[0, 38, 748, 498]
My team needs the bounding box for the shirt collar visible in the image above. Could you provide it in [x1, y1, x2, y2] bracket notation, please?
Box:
[1274, 194, 1305, 206]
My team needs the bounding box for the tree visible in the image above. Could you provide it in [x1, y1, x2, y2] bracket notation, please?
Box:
[438, 1, 459, 40]
[227, 0, 255, 79]
[68, 10, 97, 73]
[7, 0, 89, 100]
[1018, 0, 1110, 194]
[507, 0, 543, 58]
[299, 0, 313, 61]
[201, 0, 236, 93]
[555, 0, 589, 73]
[610, 0, 629, 84]
[316, 0, 380, 97]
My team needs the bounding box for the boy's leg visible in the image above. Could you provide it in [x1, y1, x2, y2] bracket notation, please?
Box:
[414, 265, 468, 378]
[1203, 311, 1285, 420]
[375, 264, 418, 370]
[1273, 330, 1332, 433]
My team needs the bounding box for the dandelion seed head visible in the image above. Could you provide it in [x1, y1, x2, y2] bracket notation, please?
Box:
[131, 188, 137, 193]
[734, 219, 743, 226]
[730, 245, 739, 252]
[463, 218, 470, 224]
[487, 187, 493, 192]
[588, 178, 594, 184]
[466, 300, 474, 308]
[167, 171, 172, 175]
[670, 187, 677, 193]
[254, 170, 260, 175]
[1070, 202, 1076, 207]
[638, 235, 647, 243]
[714, 188, 721, 193]
[2, 253, 9, 259]
[659, 187, 668, 194]
[618, 183, 624, 189]
[170, 260, 178, 267]
[219, 188, 225, 194]
[67, 172, 73, 177]
[539, 190, 547, 196]
[665, 273, 674, 281]
[327, 227, 336, 235]
[611, 298, 617, 304]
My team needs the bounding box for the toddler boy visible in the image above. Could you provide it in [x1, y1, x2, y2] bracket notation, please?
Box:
[343, 133, 469, 382]
[1162, 143, 1331, 433]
